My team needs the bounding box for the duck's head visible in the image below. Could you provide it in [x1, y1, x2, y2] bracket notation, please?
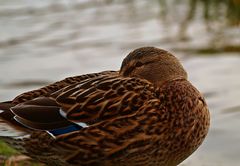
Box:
[120, 47, 187, 86]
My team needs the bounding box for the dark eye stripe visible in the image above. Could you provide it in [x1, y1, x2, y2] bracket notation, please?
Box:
[136, 61, 143, 67]
[123, 60, 156, 76]
[144, 60, 156, 65]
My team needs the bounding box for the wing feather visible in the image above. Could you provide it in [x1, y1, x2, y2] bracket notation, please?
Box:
[12, 71, 117, 104]
[4, 72, 157, 132]
[55, 75, 157, 125]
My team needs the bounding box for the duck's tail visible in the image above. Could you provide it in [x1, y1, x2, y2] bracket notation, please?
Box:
[0, 102, 29, 138]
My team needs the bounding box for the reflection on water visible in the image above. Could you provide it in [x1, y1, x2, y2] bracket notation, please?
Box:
[0, 0, 240, 165]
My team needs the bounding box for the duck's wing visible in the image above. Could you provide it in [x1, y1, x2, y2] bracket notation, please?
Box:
[0, 71, 117, 134]
[9, 74, 157, 132]
[12, 71, 117, 104]
[54, 75, 156, 124]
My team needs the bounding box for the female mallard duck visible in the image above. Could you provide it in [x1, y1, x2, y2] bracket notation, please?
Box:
[0, 47, 210, 166]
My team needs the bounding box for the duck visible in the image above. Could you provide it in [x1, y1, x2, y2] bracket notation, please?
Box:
[0, 47, 210, 166]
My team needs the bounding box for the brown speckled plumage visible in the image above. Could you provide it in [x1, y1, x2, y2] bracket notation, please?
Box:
[0, 47, 210, 166]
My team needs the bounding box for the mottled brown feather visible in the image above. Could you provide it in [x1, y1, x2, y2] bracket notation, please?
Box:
[0, 47, 210, 166]
[12, 71, 117, 104]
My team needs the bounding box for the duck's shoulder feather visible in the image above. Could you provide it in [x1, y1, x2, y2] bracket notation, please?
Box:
[12, 71, 117, 104]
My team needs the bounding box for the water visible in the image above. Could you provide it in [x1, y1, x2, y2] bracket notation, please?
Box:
[0, 0, 240, 165]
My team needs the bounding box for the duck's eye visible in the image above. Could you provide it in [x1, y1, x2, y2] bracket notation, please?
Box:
[135, 61, 143, 67]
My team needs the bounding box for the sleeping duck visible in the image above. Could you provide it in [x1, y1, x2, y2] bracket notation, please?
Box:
[0, 47, 210, 166]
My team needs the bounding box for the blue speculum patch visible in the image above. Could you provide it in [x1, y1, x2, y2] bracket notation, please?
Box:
[48, 124, 82, 136]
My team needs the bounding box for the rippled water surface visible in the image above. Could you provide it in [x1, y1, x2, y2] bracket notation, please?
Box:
[0, 0, 240, 165]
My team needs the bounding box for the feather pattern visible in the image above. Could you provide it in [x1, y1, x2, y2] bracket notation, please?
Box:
[54, 75, 156, 124]
[12, 71, 117, 104]
[0, 47, 210, 166]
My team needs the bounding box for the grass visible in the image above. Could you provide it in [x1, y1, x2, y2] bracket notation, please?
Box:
[0, 140, 43, 166]
[0, 140, 18, 156]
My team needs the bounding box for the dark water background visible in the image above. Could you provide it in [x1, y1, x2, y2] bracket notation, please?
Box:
[0, 0, 240, 165]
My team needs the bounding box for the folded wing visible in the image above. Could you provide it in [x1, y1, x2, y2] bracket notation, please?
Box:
[8, 74, 157, 133]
